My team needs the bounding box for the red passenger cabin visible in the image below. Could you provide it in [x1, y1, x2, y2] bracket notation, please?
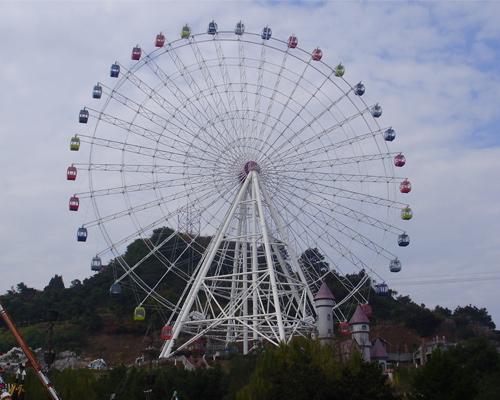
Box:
[394, 154, 406, 167]
[131, 45, 142, 60]
[155, 33, 165, 47]
[69, 196, 79, 211]
[161, 326, 173, 340]
[67, 166, 77, 180]
[312, 48, 323, 61]
[339, 323, 351, 335]
[400, 180, 412, 193]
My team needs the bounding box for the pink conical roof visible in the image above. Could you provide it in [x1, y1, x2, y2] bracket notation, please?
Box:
[314, 281, 335, 301]
[349, 305, 370, 325]
[371, 337, 388, 359]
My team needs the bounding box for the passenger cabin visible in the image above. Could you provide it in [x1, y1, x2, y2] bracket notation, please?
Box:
[161, 326, 173, 340]
[384, 128, 396, 141]
[110, 63, 120, 78]
[79, 109, 89, 124]
[70, 136, 80, 151]
[401, 207, 413, 220]
[375, 283, 389, 296]
[207, 21, 218, 35]
[288, 35, 298, 48]
[261, 26, 272, 40]
[69, 196, 79, 211]
[235, 21, 245, 35]
[109, 283, 122, 297]
[334, 63, 345, 77]
[354, 82, 365, 96]
[134, 307, 146, 321]
[394, 154, 406, 167]
[398, 233, 410, 247]
[93, 84, 102, 99]
[400, 180, 412, 193]
[371, 104, 382, 118]
[390, 258, 402, 273]
[77, 227, 88, 242]
[91, 256, 102, 272]
[155, 32, 166, 47]
[362, 304, 372, 317]
[67, 166, 77, 180]
[131, 45, 142, 60]
[181, 24, 191, 39]
[339, 323, 351, 335]
[312, 48, 323, 61]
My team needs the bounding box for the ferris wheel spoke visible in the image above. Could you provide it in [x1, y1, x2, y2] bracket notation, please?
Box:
[212, 38, 244, 141]
[279, 127, 387, 165]
[287, 173, 406, 209]
[273, 105, 374, 161]
[143, 51, 236, 145]
[274, 184, 398, 261]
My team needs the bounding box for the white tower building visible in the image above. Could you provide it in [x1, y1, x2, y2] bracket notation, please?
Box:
[313, 281, 335, 339]
[349, 305, 371, 362]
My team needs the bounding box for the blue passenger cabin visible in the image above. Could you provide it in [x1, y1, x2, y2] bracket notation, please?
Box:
[93, 84, 102, 99]
[235, 21, 245, 35]
[261, 26, 272, 40]
[398, 233, 410, 247]
[371, 104, 382, 118]
[79, 109, 89, 123]
[91, 256, 102, 272]
[208, 21, 218, 35]
[354, 82, 365, 96]
[77, 227, 88, 242]
[110, 283, 122, 297]
[389, 258, 402, 273]
[384, 128, 396, 141]
[110, 63, 120, 78]
[375, 283, 390, 296]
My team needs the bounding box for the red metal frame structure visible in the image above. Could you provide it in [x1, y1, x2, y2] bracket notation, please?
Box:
[0, 301, 62, 400]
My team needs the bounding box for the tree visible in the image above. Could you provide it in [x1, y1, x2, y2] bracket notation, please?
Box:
[412, 348, 477, 400]
[453, 305, 495, 329]
[237, 337, 400, 400]
[299, 247, 329, 275]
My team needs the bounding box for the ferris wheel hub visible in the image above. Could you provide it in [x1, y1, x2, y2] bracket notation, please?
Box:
[238, 161, 260, 183]
[244, 161, 260, 173]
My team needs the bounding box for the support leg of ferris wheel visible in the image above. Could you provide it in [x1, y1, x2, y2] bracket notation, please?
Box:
[159, 168, 315, 358]
[159, 175, 253, 358]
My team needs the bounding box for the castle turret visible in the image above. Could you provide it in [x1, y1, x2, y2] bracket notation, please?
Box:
[313, 281, 335, 339]
[349, 305, 371, 362]
[371, 337, 389, 370]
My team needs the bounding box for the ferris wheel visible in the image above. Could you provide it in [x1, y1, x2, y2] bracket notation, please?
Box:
[68, 21, 412, 357]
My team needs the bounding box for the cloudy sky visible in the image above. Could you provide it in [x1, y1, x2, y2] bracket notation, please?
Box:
[1, 0, 499, 327]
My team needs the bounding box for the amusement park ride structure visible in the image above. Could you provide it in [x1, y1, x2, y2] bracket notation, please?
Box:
[68, 21, 413, 358]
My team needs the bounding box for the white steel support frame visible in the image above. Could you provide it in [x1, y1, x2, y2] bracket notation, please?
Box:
[159, 169, 317, 358]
